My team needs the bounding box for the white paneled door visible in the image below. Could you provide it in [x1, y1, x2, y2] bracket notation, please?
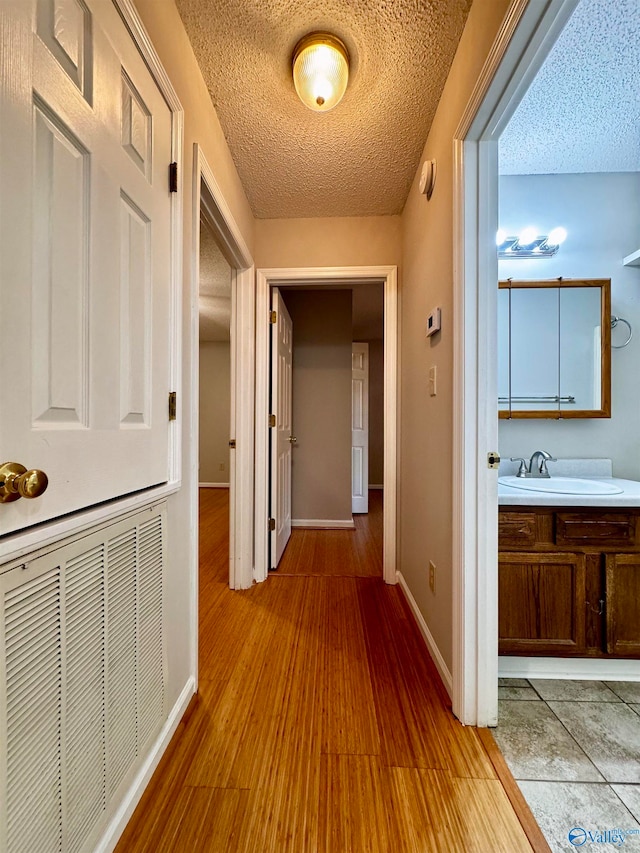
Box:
[269, 288, 293, 569]
[0, 0, 173, 536]
[352, 343, 369, 513]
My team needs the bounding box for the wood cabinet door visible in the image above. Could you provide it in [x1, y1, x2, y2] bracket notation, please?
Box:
[499, 552, 586, 655]
[606, 554, 640, 656]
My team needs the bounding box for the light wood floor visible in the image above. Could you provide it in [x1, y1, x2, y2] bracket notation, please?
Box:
[276, 489, 383, 577]
[115, 489, 539, 852]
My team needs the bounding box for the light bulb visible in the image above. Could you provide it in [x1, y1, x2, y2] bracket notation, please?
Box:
[496, 229, 507, 247]
[547, 227, 567, 246]
[518, 227, 538, 247]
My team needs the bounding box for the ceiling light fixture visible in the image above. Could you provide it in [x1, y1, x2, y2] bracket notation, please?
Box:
[497, 226, 567, 259]
[292, 32, 349, 112]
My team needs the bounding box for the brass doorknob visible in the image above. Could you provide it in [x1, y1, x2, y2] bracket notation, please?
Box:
[0, 462, 49, 503]
[288, 436, 297, 444]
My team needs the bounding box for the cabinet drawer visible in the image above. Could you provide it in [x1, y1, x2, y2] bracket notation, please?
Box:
[499, 510, 553, 548]
[499, 512, 538, 547]
[556, 513, 636, 547]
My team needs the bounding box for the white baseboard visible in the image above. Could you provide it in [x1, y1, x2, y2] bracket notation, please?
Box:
[199, 482, 230, 488]
[369, 484, 384, 490]
[98, 677, 196, 853]
[396, 571, 453, 698]
[499, 656, 640, 682]
[291, 519, 355, 529]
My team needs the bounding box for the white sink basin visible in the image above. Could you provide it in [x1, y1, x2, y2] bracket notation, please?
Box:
[498, 476, 623, 495]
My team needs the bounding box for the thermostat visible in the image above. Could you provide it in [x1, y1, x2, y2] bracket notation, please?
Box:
[426, 307, 441, 337]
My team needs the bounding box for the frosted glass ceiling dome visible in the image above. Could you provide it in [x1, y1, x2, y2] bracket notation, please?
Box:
[292, 33, 350, 112]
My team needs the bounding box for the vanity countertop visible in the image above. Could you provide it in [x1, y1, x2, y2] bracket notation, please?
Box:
[497, 458, 640, 507]
[498, 476, 640, 507]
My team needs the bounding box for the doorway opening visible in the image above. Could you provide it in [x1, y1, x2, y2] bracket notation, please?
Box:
[190, 144, 255, 682]
[253, 266, 398, 586]
[452, 0, 584, 727]
[197, 211, 232, 593]
[267, 283, 385, 578]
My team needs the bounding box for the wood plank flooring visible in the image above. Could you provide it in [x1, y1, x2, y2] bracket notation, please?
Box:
[276, 490, 383, 577]
[115, 489, 535, 852]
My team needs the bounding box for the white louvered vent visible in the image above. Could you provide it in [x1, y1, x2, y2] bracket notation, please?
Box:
[1, 504, 166, 853]
[107, 528, 138, 798]
[4, 569, 63, 853]
[137, 515, 164, 747]
[65, 545, 106, 853]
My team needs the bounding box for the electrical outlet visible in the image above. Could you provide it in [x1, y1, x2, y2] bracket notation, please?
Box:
[219, 462, 225, 471]
[429, 560, 436, 593]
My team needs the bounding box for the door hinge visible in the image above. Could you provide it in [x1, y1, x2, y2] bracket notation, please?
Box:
[269, 518, 276, 531]
[269, 310, 277, 324]
[269, 414, 276, 428]
[169, 162, 178, 193]
[487, 451, 501, 469]
[168, 391, 177, 420]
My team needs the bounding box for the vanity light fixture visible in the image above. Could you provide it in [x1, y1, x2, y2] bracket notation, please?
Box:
[497, 226, 567, 259]
[292, 32, 350, 112]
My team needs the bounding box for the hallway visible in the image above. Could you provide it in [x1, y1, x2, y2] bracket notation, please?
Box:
[116, 490, 537, 852]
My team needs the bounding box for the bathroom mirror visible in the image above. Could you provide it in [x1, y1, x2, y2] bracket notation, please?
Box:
[498, 278, 611, 419]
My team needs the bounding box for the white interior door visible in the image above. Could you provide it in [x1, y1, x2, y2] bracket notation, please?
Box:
[269, 288, 293, 568]
[0, 0, 173, 536]
[352, 342, 369, 513]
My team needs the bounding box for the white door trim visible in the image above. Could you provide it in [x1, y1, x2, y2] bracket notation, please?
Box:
[254, 266, 398, 586]
[191, 145, 255, 697]
[452, 0, 581, 725]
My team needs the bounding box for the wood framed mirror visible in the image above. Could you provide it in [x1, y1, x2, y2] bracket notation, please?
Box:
[498, 278, 611, 419]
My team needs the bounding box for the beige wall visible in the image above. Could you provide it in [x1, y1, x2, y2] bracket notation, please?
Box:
[255, 216, 401, 268]
[283, 291, 353, 523]
[399, 0, 512, 671]
[199, 342, 231, 484]
[132, 0, 254, 710]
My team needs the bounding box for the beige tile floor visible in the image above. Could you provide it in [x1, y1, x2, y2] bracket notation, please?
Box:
[494, 679, 640, 853]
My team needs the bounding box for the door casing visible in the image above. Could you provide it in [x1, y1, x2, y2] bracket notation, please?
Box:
[254, 267, 398, 586]
[452, 0, 581, 725]
[190, 145, 255, 681]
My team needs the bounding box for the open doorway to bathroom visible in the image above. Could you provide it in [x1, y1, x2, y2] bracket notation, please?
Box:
[490, 0, 640, 846]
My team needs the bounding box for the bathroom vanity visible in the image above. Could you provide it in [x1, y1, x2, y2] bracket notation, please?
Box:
[498, 462, 640, 659]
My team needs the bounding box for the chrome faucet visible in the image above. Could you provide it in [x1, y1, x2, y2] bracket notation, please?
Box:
[510, 450, 557, 478]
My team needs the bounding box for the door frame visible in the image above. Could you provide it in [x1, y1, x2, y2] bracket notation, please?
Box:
[452, 0, 580, 725]
[0, 0, 184, 567]
[191, 146, 255, 650]
[254, 266, 398, 585]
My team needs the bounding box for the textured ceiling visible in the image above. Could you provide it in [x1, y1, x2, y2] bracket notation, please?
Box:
[199, 219, 231, 341]
[176, 0, 472, 218]
[500, 0, 640, 175]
